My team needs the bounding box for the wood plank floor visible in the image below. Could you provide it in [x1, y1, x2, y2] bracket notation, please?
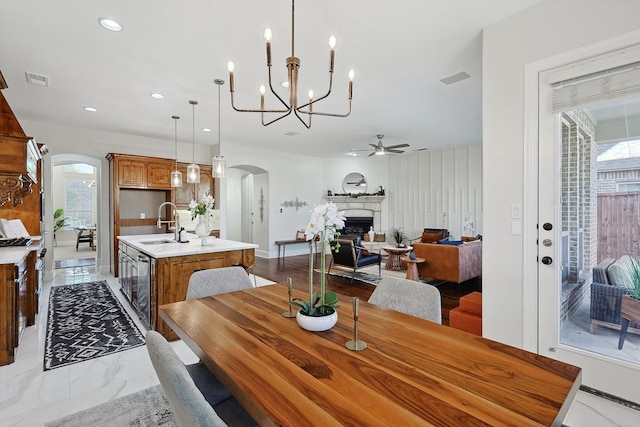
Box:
[253, 254, 481, 326]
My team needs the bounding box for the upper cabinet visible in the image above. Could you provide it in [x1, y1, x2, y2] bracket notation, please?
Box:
[111, 154, 174, 189]
[0, 91, 47, 209]
[173, 163, 213, 208]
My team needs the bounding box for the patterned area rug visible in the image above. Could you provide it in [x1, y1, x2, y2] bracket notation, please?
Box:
[45, 385, 176, 427]
[44, 280, 146, 370]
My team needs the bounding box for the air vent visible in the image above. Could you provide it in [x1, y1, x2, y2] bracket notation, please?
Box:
[440, 71, 470, 85]
[25, 72, 49, 87]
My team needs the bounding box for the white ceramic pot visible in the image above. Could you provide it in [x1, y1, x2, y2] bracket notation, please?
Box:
[296, 310, 338, 332]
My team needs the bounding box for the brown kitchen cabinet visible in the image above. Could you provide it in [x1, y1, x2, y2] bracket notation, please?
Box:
[151, 248, 254, 340]
[173, 163, 214, 208]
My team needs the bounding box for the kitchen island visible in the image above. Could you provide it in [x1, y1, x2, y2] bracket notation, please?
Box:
[117, 234, 257, 340]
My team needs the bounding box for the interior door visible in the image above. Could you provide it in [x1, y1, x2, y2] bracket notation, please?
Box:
[537, 68, 640, 402]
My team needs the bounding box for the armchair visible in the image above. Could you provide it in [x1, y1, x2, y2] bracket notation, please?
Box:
[328, 238, 382, 282]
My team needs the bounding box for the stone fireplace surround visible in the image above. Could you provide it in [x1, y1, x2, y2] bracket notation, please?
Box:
[326, 195, 384, 235]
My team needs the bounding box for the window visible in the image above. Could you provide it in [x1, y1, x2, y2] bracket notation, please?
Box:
[63, 164, 95, 228]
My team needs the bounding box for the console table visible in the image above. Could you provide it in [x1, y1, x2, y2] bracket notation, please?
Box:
[275, 238, 318, 258]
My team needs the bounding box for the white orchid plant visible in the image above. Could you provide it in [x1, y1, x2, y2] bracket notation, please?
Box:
[291, 202, 346, 317]
[188, 190, 215, 221]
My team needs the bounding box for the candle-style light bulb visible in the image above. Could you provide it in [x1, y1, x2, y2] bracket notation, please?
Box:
[264, 28, 272, 41]
[260, 85, 266, 95]
[227, 62, 235, 73]
[308, 90, 314, 100]
[348, 69, 355, 81]
[328, 36, 336, 49]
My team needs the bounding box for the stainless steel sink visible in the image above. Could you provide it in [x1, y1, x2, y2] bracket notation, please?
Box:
[139, 239, 175, 245]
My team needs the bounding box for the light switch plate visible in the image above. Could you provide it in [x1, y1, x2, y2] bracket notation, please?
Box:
[511, 204, 521, 219]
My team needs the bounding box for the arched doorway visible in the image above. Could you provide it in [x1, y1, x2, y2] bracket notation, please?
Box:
[47, 154, 104, 277]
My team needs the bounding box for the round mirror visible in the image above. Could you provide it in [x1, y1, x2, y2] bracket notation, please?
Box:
[342, 172, 367, 194]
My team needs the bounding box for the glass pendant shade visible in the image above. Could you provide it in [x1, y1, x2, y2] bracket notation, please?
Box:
[170, 115, 182, 187]
[171, 169, 182, 187]
[212, 155, 226, 178]
[187, 163, 200, 183]
[187, 100, 200, 183]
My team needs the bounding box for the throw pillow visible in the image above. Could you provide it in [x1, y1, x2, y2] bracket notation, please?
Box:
[421, 232, 442, 243]
[438, 239, 463, 245]
[607, 255, 636, 289]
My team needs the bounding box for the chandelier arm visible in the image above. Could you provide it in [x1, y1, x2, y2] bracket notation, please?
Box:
[229, 92, 290, 113]
[262, 109, 295, 127]
[267, 64, 292, 110]
[297, 99, 352, 118]
[293, 108, 312, 129]
[297, 73, 334, 110]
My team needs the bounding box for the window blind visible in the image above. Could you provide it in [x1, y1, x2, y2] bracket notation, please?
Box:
[552, 61, 640, 113]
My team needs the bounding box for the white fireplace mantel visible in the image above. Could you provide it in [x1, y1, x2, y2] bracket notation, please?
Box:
[326, 195, 385, 232]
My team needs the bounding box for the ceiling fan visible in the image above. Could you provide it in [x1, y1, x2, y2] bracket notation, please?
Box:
[368, 134, 409, 156]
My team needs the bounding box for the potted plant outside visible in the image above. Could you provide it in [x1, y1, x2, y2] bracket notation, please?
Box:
[291, 202, 345, 331]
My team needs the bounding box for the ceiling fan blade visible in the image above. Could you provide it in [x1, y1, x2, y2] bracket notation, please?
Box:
[368, 152, 376, 157]
[369, 143, 379, 149]
[386, 149, 405, 154]
[385, 143, 410, 149]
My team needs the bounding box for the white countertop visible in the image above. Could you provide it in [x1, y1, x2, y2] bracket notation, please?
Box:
[0, 236, 42, 265]
[118, 233, 258, 258]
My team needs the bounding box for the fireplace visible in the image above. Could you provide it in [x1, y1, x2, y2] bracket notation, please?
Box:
[342, 217, 373, 238]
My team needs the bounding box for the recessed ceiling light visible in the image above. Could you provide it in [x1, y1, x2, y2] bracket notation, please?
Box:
[202, 128, 212, 132]
[98, 17, 122, 32]
[83, 106, 98, 112]
[150, 93, 164, 99]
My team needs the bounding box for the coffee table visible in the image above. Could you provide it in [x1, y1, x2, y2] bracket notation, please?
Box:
[383, 246, 413, 270]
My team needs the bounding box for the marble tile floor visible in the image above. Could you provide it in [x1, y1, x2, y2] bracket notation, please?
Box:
[0, 266, 638, 426]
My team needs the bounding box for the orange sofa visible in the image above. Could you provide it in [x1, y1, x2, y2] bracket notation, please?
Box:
[412, 240, 482, 283]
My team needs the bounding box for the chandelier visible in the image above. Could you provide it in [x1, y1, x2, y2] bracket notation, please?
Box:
[226, 0, 353, 129]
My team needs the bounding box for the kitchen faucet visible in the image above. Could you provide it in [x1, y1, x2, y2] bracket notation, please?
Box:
[157, 202, 180, 242]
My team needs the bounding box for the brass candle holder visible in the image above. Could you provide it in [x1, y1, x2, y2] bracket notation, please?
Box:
[282, 277, 296, 318]
[346, 297, 366, 351]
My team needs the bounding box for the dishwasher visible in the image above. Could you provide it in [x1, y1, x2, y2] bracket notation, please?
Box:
[137, 253, 154, 329]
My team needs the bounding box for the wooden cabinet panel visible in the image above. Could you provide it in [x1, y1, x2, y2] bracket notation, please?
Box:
[147, 161, 173, 189]
[154, 249, 250, 340]
[173, 164, 193, 206]
[117, 159, 146, 187]
[173, 163, 214, 209]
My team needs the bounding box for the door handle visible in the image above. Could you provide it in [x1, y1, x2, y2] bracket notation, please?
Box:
[541, 256, 553, 265]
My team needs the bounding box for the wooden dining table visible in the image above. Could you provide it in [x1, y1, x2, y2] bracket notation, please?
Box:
[159, 283, 581, 426]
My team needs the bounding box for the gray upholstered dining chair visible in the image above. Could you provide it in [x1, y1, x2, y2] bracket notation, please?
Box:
[368, 276, 442, 324]
[186, 266, 254, 300]
[146, 330, 230, 427]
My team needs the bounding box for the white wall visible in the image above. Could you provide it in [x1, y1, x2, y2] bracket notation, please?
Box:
[483, 0, 640, 347]
[389, 145, 482, 241]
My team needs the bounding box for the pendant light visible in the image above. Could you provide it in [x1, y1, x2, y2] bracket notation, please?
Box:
[170, 115, 182, 187]
[212, 79, 226, 178]
[186, 100, 200, 184]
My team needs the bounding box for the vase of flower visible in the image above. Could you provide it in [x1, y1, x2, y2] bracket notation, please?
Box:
[189, 191, 215, 246]
[194, 215, 209, 239]
[291, 202, 346, 332]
